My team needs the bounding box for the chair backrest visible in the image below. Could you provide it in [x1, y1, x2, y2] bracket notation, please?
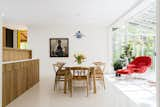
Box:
[93, 62, 106, 73]
[69, 67, 90, 77]
[53, 62, 65, 72]
[130, 56, 152, 67]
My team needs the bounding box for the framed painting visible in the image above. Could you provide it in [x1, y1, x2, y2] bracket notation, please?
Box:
[50, 38, 69, 57]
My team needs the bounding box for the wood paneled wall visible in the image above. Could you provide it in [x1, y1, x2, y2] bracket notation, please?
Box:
[2, 59, 39, 107]
[3, 48, 32, 61]
[2, 27, 6, 47]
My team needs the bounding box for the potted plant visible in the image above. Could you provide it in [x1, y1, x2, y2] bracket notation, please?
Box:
[113, 60, 123, 77]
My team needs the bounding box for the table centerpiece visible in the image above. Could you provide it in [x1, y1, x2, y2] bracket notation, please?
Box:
[74, 53, 86, 64]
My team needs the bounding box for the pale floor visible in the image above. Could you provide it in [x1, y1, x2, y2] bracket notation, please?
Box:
[7, 75, 109, 107]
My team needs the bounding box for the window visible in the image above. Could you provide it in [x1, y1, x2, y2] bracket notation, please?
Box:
[112, 2, 156, 72]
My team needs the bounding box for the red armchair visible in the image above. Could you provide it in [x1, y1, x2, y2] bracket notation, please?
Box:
[116, 56, 152, 75]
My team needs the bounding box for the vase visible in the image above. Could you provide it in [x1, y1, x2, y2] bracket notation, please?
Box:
[77, 59, 82, 64]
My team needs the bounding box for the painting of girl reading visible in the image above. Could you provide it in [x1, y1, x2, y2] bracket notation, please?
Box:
[50, 38, 69, 57]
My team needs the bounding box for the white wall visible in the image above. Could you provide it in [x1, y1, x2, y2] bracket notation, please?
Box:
[28, 24, 110, 77]
[0, 17, 2, 107]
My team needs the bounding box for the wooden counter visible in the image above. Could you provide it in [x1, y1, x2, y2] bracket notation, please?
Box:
[2, 59, 39, 107]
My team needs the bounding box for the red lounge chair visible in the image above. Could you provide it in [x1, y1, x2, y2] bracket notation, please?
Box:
[116, 56, 152, 75]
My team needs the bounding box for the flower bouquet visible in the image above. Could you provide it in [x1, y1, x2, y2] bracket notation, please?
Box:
[74, 53, 86, 64]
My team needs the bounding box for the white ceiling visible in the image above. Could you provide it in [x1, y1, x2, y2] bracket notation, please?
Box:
[0, 0, 141, 26]
[128, 2, 156, 30]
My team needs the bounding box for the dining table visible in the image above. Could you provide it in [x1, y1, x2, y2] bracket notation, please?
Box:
[62, 62, 97, 94]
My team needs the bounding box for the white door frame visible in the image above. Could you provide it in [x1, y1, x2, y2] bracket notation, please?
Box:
[156, 0, 160, 106]
[0, 17, 2, 107]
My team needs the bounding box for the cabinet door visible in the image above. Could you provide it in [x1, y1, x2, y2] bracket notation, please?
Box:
[2, 65, 7, 107]
[10, 63, 16, 101]
[2, 64, 14, 106]
[27, 61, 32, 88]
[31, 60, 35, 86]
[15, 62, 22, 96]
[35, 60, 40, 83]
[22, 62, 27, 92]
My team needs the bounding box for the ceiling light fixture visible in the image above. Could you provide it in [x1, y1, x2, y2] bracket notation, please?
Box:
[73, 31, 85, 39]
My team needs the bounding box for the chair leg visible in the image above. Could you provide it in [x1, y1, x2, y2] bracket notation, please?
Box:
[89, 76, 92, 90]
[93, 75, 96, 94]
[86, 79, 89, 97]
[64, 78, 67, 94]
[102, 76, 106, 89]
[54, 77, 57, 91]
[68, 79, 70, 90]
[70, 79, 72, 97]
[68, 79, 72, 97]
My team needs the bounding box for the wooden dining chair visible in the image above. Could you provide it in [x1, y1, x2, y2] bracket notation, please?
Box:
[53, 62, 66, 91]
[93, 62, 106, 89]
[69, 67, 90, 97]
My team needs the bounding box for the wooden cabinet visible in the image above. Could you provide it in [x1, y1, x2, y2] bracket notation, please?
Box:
[2, 59, 39, 107]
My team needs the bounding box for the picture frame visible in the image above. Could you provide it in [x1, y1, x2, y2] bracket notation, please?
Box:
[50, 38, 69, 57]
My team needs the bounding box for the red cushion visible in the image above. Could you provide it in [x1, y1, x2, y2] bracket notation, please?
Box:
[132, 66, 147, 73]
[116, 69, 132, 74]
[130, 56, 151, 67]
